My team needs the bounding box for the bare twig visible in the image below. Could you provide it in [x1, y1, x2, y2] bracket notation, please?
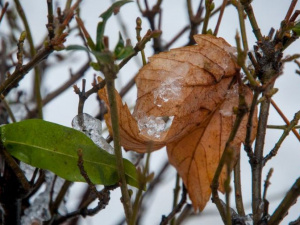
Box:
[271, 100, 300, 142]
[240, 0, 263, 41]
[263, 110, 300, 165]
[233, 155, 245, 216]
[262, 168, 273, 201]
[268, 177, 300, 225]
[0, 2, 9, 24]
[213, 0, 227, 36]
[0, 147, 30, 192]
[160, 184, 187, 225]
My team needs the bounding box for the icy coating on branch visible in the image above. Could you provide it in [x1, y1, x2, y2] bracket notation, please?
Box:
[72, 113, 114, 154]
[21, 172, 67, 224]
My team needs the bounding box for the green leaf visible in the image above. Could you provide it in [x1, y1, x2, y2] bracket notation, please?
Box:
[96, 1, 132, 51]
[292, 20, 300, 36]
[0, 119, 138, 187]
[66, 45, 114, 64]
[114, 32, 134, 60]
[99, 1, 132, 21]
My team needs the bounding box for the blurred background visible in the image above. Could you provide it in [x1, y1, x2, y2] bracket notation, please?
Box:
[1, 0, 300, 224]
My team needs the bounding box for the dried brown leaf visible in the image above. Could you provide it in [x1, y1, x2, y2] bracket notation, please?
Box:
[167, 84, 257, 210]
[98, 34, 257, 211]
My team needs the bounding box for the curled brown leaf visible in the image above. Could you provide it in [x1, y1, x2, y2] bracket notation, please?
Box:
[98, 34, 257, 211]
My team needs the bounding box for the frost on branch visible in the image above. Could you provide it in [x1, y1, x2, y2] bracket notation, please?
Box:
[21, 172, 67, 224]
[98, 34, 257, 211]
[72, 113, 114, 154]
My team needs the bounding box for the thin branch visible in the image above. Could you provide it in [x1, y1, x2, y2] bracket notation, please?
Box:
[202, 0, 213, 34]
[284, 0, 298, 22]
[268, 177, 300, 225]
[171, 173, 181, 225]
[271, 100, 300, 142]
[213, 0, 227, 36]
[262, 168, 273, 201]
[130, 149, 152, 225]
[0, 0, 80, 96]
[14, 0, 43, 119]
[46, 0, 55, 40]
[0, 2, 9, 24]
[267, 125, 300, 129]
[241, 0, 263, 41]
[0, 147, 30, 192]
[235, 0, 249, 51]
[233, 155, 245, 216]
[160, 184, 187, 225]
[118, 29, 162, 69]
[263, 110, 300, 165]
[50, 180, 72, 214]
[0, 95, 16, 122]
[211, 82, 249, 223]
[101, 64, 133, 222]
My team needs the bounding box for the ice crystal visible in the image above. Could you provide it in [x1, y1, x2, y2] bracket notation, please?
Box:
[72, 113, 114, 154]
[21, 172, 68, 224]
[154, 77, 182, 107]
[137, 115, 174, 138]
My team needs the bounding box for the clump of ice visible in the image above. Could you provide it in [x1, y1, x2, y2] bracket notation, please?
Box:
[72, 113, 114, 154]
[21, 172, 68, 224]
[137, 115, 174, 139]
[154, 77, 182, 107]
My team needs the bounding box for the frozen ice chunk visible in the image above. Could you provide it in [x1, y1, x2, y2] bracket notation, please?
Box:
[137, 115, 174, 139]
[154, 77, 182, 107]
[72, 113, 114, 154]
[21, 172, 68, 224]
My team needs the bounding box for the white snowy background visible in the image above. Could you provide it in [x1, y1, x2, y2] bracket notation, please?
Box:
[1, 0, 300, 224]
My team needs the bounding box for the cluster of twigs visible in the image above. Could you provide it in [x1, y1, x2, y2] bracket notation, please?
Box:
[0, 0, 300, 225]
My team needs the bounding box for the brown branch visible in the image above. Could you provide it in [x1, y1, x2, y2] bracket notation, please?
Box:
[268, 177, 300, 225]
[271, 100, 300, 142]
[160, 184, 187, 225]
[213, 0, 228, 36]
[263, 110, 300, 165]
[0, 147, 30, 192]
[284, 0, 298, 22]
[233, 155, 245, 216]
[0, 2, 9, 24]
